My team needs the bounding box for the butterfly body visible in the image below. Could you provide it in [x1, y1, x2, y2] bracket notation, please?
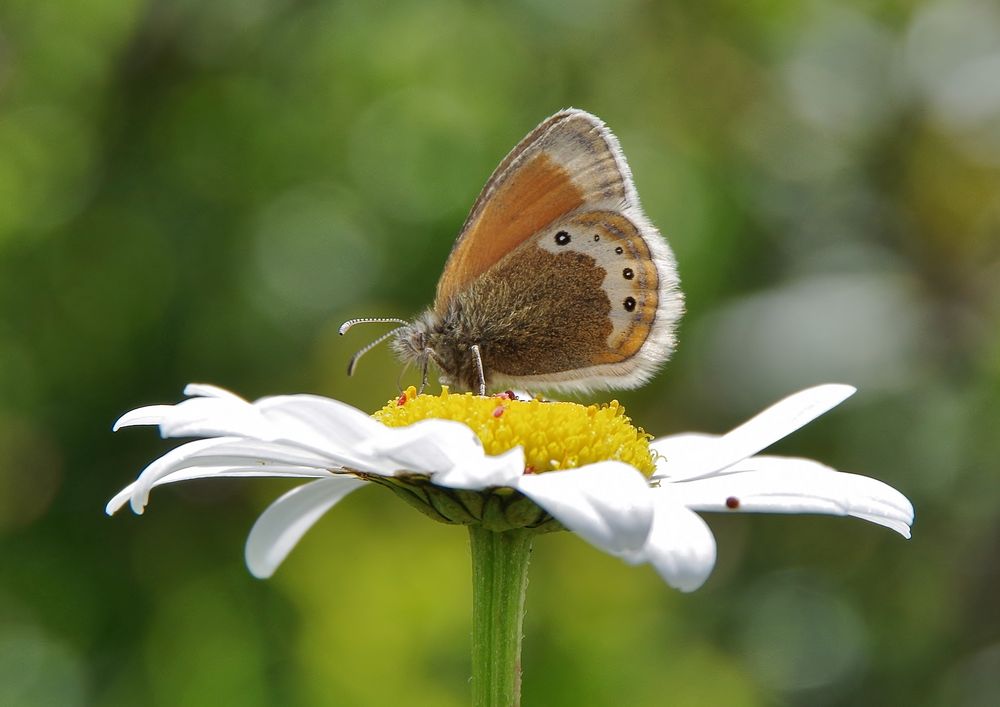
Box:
[361, 109, 683, 394]
[394, 233, 618, 391]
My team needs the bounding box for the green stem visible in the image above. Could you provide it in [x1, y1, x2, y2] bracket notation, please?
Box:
[468, 526, 534, 707]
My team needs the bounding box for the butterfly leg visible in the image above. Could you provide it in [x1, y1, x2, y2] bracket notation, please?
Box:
[471, 344, 486, 396]
[418, 358, 429, 394]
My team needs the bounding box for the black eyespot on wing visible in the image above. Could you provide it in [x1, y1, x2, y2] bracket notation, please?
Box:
[623, 267, 634, 280]
[624, 296, 636, 312]
[615, 246, 624, 255]
[555, 231, 571, 246]
[593, 233, 600, 242]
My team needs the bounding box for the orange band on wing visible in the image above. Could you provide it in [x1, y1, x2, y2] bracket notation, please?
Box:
[435, 153, 584, 307]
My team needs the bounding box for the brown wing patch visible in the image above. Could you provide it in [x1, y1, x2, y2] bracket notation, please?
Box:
[435, 153, 583, 307]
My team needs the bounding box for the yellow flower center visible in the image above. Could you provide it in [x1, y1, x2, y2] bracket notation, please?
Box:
[374, 387, 655, 477]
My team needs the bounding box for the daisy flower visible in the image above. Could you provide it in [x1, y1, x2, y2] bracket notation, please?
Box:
[107, 383, 911, 587]
[107, 383, 913, 705]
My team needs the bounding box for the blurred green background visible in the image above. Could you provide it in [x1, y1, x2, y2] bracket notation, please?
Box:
[1, 0, 999, 705]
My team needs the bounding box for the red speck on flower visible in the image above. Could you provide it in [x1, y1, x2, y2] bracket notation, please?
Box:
[524, 465, 536, 474]
[725, 496, 740, 509]
[492, 406, 504, 418]
[397, 392, 407, 406]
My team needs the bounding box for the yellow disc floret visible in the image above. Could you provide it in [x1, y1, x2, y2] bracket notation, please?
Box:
[374, 387, 655, 477]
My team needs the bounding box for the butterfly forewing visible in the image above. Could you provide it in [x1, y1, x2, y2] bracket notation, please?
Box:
[434, 110, 631, 308]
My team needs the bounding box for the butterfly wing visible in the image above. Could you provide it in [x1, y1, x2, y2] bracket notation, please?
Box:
[434, 109, 634, 308]
[433, 109, 683, 392]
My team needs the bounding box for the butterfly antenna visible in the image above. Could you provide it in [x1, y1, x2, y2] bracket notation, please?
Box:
[342, 322, 408, 376]
[339, 317, 409, 335]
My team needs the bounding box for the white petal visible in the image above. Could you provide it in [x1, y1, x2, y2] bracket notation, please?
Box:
[119, 437, 240, 512]
[356, 419, 480, 471]
[245, 476, 368, 578]
[651, 384, 856, 481]
[106, 481, 143, 516]
[634, 501, 717, 592]
[111, 437, 341, 515]
[113, 405, 177, 431]
[184, 383, 246, 401]
[115, 384, 384, 451]
[117, 396, 272, 440]
[648, 433, 721, 470]
[660, 455, 914, 538]
[516, 463, 653, 556]
[432, 447, 526, 490]
[257, 395, 387, 455]
[355, 419, 525, 488]
[105, 465, 334, 516]
[116, 388, 389, 461]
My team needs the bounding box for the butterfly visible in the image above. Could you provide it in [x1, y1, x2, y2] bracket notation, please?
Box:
[341, 109, 683, 395]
